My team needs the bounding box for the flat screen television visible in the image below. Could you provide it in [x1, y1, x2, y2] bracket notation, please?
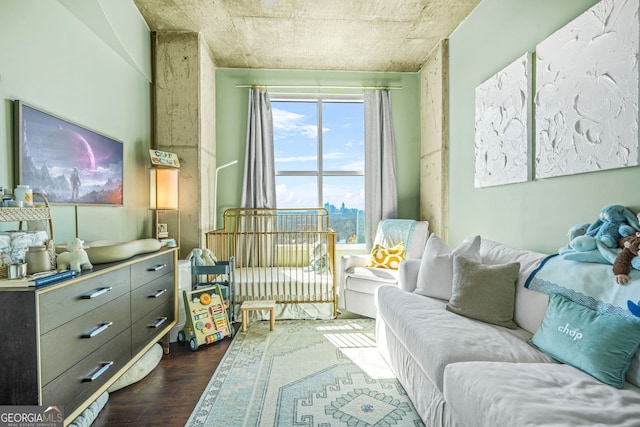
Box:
[14, 100, 124, 206]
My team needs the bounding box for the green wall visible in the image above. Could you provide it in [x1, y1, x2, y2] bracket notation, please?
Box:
[0, 0, 152, 243]
[215, 68, 421, 227]
[448, 0, 639, 254]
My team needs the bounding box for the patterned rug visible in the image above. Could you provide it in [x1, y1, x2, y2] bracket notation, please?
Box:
[186, 319, 424, 427]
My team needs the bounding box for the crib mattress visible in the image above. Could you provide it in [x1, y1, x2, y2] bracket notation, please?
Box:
[234, 266, 334, 303]
[233, 266, 335, 320]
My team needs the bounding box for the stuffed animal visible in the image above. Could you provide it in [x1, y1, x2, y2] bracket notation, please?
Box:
[305, 243, 328, 273]
[57, 238, 93, 272]
[568, 223, 591, 241]
[186, 248, 216, 266]
[186, 248, 206, 266]
[201, 248, 217, 265]
[585, 205, 640, 248]
[561, 222, 596, 253]
[613, 235, 640, 284]
[562, 234, 597, 253]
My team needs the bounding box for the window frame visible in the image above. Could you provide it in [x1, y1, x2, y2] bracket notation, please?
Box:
[271, 93, 366, 250]
[271, 93, 365, 207]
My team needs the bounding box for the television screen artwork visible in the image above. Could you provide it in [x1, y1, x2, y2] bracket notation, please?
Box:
[14, 101, 124, 206]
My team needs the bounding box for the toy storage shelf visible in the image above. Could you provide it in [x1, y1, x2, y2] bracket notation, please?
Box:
[191, 258, 235, 322]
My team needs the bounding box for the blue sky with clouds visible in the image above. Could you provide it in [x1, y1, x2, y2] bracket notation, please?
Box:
[273, 100, 365, 210]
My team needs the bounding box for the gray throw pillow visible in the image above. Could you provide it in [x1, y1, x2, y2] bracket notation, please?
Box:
[446, 255, 520, 329]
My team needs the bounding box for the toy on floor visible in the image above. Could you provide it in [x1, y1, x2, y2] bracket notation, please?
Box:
[178, 284, 233, 351]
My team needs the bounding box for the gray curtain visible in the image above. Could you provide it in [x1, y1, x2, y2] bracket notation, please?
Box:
[240, 88, 276, 266]
[364, 90, 398, 251]
[241, 87, 276, 209]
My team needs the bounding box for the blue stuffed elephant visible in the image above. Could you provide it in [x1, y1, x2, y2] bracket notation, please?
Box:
[568, 223, 590, 241]
[585, 205, 640, 248]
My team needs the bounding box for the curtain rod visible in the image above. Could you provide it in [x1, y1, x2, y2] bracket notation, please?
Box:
[235, 84, 402, 90]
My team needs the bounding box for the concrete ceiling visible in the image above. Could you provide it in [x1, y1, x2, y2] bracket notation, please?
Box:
[133, 0, 480, 72]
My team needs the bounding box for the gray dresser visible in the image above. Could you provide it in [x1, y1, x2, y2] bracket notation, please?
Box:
[0, 247, 178, 425]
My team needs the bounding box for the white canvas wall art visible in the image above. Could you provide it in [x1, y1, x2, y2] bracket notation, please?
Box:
[474, 52, 532, 188]
[535, 0, 639, 179]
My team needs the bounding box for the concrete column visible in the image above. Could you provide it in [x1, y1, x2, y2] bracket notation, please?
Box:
[420, 39, 449, 240]
[153, 31, 216, 257]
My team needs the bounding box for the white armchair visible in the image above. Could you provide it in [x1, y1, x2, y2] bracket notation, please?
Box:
[338, 219, 429, 318]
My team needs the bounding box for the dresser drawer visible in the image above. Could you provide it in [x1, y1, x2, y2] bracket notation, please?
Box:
[39, 268, 130, 334]
[130, 252, 174, 290]
[132, 299, 174, 354]
[40, 293, 131, 386]
[131, 273, 175, 323]
[42, 329, 131, 415]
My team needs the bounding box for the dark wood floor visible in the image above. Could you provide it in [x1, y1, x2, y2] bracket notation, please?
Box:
[92, 333, 233, 427]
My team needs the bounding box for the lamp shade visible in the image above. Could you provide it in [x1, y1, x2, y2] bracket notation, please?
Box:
[150, 168, 179, 210]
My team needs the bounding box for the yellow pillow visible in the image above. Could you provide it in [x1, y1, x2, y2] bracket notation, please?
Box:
[367, 242, 406, 269]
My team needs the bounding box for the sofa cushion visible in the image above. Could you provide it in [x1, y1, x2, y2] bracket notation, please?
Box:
[414, 234, 481, 300]
[366, 242, 405, 269]
[376, 285, 554, 392]
[530, 294, 640, 388]
[478, 238, 549, 334]
[444, 361, 640, 427]
[446, 255, 520, 329]
[344, 267, 399, 293]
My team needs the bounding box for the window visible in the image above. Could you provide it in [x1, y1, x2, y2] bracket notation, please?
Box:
[272, 94, 365, 246]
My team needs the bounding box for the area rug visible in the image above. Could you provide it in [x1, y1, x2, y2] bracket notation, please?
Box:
[186, 319, 424, 427]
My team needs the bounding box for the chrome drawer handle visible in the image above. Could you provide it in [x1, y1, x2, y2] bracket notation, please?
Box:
[149, 317, 168, 328]
[149, 289, 167, 298]
[81, 287, 113, 299]
[82, 361, 113, 382]
[81, 322, 113, 339]
[147, 264, 167, 272]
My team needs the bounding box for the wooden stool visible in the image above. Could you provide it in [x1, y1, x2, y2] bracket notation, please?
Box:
[241, 300, 276, 332]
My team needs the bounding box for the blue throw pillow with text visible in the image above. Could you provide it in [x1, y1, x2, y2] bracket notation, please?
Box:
[531, 293, 640, 388]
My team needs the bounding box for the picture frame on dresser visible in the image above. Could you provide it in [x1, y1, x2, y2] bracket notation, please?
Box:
[13, 100, 124, 206]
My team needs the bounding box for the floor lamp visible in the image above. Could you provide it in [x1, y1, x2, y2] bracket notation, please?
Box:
[213, 160, 238, 230]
